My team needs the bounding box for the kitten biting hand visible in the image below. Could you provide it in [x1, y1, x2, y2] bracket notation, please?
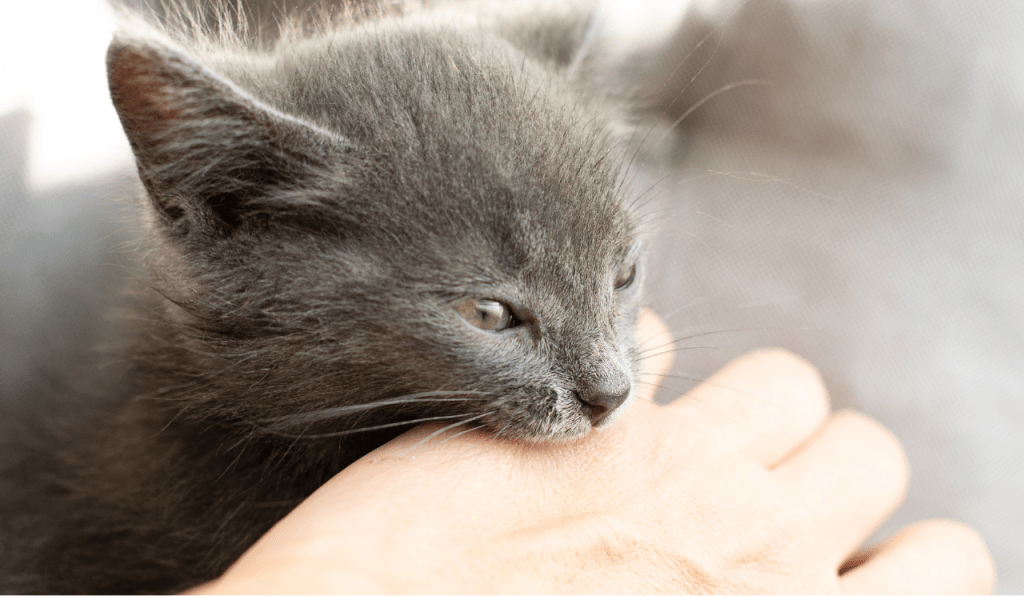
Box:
[1, 2, 645, 592]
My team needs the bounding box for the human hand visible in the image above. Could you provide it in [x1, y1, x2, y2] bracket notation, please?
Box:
[195, 310, 994, 594]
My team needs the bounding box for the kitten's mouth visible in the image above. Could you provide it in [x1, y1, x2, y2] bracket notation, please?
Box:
[490, 383, 637, 442]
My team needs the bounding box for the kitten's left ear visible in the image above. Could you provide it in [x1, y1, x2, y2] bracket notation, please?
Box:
[107, 33, 343, 237]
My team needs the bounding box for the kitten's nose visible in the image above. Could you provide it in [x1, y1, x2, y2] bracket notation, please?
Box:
[576, 374, 631, 424]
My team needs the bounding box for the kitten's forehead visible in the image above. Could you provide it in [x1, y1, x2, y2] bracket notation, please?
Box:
[249, 22, 634, 276]
[197, 16, 634, 302]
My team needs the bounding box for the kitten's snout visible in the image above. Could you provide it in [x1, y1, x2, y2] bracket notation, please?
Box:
[576, 373, 631, 424]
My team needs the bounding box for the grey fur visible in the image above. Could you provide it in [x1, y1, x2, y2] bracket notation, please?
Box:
[0, 2, 642, 593]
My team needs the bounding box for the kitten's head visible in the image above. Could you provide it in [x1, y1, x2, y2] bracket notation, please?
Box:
[108, 12, 641, 443]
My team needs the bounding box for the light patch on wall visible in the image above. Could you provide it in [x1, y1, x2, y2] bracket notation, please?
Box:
[0, 0, 133, 194]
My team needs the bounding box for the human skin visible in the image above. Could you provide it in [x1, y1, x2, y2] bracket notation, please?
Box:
[194, 310, 995, 594]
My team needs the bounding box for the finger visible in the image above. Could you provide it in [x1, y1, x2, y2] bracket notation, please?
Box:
[839, 520, 995, 594]
[667, 349, 830, 466]
[775, 411, 909, 564]
[635, 308, 674, 401]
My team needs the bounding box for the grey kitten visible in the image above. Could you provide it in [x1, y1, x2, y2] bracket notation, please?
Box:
[0, 1, 644, 593]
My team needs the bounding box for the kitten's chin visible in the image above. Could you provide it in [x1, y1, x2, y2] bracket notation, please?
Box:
[499, 419, 590, 443]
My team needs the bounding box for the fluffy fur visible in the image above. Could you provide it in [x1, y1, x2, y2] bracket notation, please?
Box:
[0, 1, 644, 592]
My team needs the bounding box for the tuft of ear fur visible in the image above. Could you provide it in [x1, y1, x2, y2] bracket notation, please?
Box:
[107, 33, 343, 237]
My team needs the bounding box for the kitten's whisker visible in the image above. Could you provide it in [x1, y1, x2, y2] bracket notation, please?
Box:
[694, 210, 752, 235]
[636, 381, 740, 424]
[621, 0, 745, 178]
[439, 423, 488, 446]
[645, 372, 797, 417]
[564, 7, 601, 82]
[632, 346, 722, 361]
[491, 421, 514, 441]
[619, 118, 663, 189]
[641, 326, 809, 347]
[635, 336, 724, 352]
[626, 161, 831, 235]
[263, 390, 493, 427]
[260, 413, 475, 440]
[268, 397, 492, 429]
[655, 79, 771, 147]
[625, 174, 671, 215]
[635, 380, 683, 399]
[403, 412, 491, 453]
[656, 298, 714, 324]
[630, 206, 683, 227]
[703, 169, 844, 203]
[660, 0, 753, 92]
[136, 353, 259, 402]
[663, 228, 748, 289]
[659, 14, 730, 110]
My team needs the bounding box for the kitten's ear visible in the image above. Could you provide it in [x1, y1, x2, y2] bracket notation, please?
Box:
[107, 33, 340, 236]
[480, 0, 600, 74]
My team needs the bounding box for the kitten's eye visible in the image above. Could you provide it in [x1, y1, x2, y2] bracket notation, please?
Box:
[456, 298, 514, 332]
[614, 264, 637, 291]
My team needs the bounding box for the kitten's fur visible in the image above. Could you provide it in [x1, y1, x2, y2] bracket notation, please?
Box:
[0, 1, 645, 592]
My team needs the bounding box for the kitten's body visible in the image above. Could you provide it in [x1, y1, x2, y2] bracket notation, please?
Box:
[0, 3, 645, 593]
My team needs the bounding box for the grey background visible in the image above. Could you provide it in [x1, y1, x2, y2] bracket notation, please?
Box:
[1, 0, 1021, 591]
[634, 1, 1024, 590]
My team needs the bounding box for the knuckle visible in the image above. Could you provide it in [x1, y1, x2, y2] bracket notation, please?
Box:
[916, 520, 996, 593]
[748, 348, 830, 421]
[833, 410, 910, 488]
[706, 349, 831, 436]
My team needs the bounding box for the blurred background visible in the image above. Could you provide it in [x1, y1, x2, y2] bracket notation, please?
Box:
[1, 0, 1022, 591]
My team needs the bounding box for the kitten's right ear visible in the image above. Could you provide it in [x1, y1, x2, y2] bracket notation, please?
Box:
[475, 0, 600, 76]
[107, 33, 342, 236]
